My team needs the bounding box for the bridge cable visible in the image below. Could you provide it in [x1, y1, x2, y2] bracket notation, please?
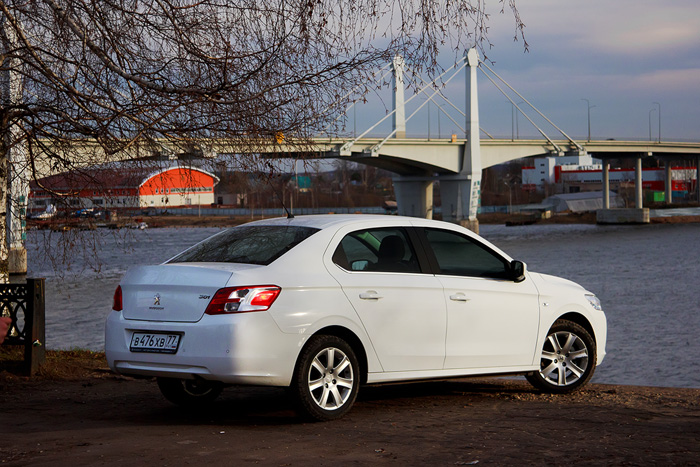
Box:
[407, 70, 494, 139]
[340, 58, 466, 153]
[479, 61, 584, 152]
[318, 63, 394, 136]
[478, 66, 563, 153]
[368, 60, 470, 155]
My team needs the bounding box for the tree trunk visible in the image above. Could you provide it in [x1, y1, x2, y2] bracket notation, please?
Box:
[1, 15, 27, 281]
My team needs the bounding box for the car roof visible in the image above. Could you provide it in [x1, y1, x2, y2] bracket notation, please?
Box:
[244, 214, 445, 230]
[244, 214, 514, 263]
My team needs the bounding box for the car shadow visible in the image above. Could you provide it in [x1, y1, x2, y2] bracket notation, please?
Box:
[140, 377, 537, 426]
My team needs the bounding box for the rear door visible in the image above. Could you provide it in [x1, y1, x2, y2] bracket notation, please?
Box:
[326, 226, 446, 372]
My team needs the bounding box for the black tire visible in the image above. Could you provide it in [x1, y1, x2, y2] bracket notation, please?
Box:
[156, 377, 223, 407]
[291, 335, 360, 421]
[526, 319, 597, 394]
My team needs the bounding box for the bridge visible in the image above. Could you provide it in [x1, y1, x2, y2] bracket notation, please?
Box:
[261, 49, 700, 229]
[288, 137, 700, 175]
[29, 48, 700, 229]
[269, 136, 700, 227]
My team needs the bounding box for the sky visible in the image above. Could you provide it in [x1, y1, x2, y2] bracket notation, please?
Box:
[348, 0, 700, 143]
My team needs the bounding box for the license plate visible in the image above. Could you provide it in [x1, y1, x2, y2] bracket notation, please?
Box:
[130, 332, 181, 354]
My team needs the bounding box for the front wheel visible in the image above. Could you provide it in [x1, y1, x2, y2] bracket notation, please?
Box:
[526, 319, 597, 394]
[291, 335, 360, 421]
[156, 377, 223, 407]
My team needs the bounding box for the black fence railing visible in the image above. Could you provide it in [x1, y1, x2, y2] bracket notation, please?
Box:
[1, 278, 46, 375]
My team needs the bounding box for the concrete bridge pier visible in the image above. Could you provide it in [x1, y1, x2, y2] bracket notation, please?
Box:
[392, 178, 433, 218]
[665, 161, 673, 205]
[696, 156, 700, 202]
[635, 156, 643, 208]
[603, 161, 610, 208]
[597, 153, 650, 224]
[439, 174, 481, 234]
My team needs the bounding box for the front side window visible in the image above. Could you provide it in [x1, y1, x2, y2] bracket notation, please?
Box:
[333, 227, 420, 273]
[169, 225, 319, 265]
[424, 228, 509, 279]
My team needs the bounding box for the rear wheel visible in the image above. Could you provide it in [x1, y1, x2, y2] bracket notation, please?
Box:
[156, 377, 223, 407]
[526, 319, 597, 394]
[291, 335, 360, 421]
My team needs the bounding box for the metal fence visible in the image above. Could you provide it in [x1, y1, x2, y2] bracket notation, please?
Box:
[150, 205, 520, 217]
[1, 279, 46, 375]
[170, 206, 388, 217]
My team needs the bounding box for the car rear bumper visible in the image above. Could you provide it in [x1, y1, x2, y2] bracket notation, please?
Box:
[104, 310, 303, 386]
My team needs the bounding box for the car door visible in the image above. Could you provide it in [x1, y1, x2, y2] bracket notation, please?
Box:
[326, 226, 446, 372]
[419, 227, 540, 370]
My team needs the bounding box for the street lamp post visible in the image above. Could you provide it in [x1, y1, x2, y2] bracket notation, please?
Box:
[503, 181, 512, 214]
[649, 108, 657, 141]
[517, 101, 524, 139]
[653, 101, 661, 142]
[582, 99, 595, 142]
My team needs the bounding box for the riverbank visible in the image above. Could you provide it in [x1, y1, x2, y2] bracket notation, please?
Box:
[1, 349, 699, 465]
[141, 211, 700, 227]
[27, 208, 700, 230]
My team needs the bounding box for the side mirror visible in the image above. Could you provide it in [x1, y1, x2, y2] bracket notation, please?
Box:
[510, 260, 526, 283]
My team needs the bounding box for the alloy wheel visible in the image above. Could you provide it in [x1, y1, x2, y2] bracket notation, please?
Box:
[539, 330, 589, 386]
[307, 346, 355, 410]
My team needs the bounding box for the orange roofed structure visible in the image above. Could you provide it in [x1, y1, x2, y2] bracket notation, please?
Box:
[30, 165, 219, 212]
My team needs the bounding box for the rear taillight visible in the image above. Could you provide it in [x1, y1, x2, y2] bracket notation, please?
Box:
[113, 285, 123, 311]
[205, 286, 281, 315]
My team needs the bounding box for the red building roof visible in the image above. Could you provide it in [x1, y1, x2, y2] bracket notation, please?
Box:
[30, 165, 218, 195]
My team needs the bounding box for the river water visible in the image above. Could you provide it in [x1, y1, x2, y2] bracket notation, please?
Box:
[25, 221, 700, 389]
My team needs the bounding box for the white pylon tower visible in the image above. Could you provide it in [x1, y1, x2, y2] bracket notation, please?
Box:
[438, 48, 482, 232]
[392, 55, 406, 138]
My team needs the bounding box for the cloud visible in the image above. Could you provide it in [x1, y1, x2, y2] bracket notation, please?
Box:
[575, 18, 700, 57]
[624, 67, 700, 92]
[498, 0, 700, 57]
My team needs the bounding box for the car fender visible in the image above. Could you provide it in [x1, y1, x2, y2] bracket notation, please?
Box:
[265, 285, 384, 374]
[530, 273, 607, 366]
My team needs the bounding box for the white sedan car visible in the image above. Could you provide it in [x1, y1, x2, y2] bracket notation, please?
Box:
[105, 215, 607, 420]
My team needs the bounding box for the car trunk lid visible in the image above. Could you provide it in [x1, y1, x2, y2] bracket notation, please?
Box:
[120, 264, 235, 322]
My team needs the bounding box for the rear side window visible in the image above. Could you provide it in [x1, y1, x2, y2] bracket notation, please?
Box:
[169, 225, 319, 265]
[424, 228, 509, 279]
[333, 227, 420, 273]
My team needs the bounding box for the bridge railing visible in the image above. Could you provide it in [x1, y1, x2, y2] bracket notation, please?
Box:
[1, 278, 46, 376]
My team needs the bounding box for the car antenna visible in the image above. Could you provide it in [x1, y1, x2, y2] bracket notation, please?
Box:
[265, 173, 294, 219]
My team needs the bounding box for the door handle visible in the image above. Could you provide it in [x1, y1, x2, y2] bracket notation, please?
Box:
[359, 291, 382, 300]
[449, 293, 469, 302]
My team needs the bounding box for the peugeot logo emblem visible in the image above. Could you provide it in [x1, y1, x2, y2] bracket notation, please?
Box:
[154, 293, 161, 306]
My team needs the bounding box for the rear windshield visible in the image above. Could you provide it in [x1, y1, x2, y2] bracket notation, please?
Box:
[168, 225, 320, 265]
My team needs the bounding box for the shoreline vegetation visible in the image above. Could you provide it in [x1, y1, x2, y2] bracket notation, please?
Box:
[1, 347, 699, 464]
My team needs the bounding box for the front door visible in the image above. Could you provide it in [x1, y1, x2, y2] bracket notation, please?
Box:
[421, 228, 540, 369]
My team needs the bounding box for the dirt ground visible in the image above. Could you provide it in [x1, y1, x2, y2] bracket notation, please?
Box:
[1, 361, 699, 466]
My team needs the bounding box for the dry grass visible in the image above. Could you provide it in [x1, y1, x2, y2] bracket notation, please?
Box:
[0, 346, 109, 382]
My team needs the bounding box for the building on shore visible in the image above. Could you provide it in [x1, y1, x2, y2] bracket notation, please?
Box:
[29, 164, 219, 213]
[522, 155, 697, 199]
